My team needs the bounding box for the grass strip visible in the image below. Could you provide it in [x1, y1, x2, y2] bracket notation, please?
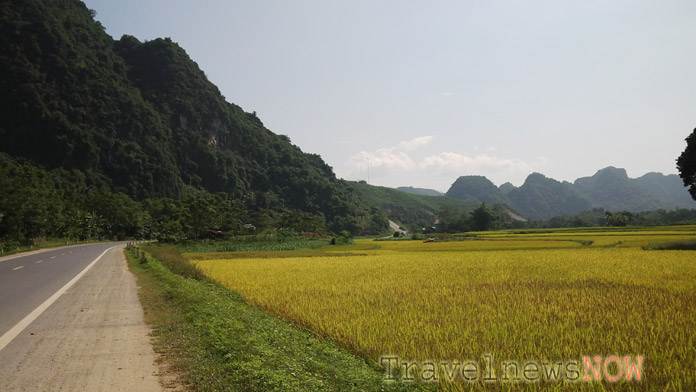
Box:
[179, 235, 329, 253]
[645, 238, 696, 250]
[125, 245, 431, 392]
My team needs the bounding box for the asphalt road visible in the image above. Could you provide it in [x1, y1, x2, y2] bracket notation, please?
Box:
[0, 243, 164, 391]
[0, 242, 122, 336]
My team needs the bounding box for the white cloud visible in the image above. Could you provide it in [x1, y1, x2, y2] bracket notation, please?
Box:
[397, 135, 434, 151]
[419, 152, 536, 178]
[344, 135, 434, 175]
[341, 136, 548, 188]
[347, 148, 415, 172]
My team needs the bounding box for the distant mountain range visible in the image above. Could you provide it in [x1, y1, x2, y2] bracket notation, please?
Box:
[445, 167, 695, 220]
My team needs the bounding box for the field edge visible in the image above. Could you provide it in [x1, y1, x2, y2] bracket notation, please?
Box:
[124, 246, 432, 392]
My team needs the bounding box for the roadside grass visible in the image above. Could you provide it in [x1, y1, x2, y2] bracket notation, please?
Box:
[179, 234, 329, 253]
[184, 242, 382, 261]
[126, 244, 431, 392]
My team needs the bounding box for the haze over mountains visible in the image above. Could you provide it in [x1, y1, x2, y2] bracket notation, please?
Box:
[442, 167, 694, 220]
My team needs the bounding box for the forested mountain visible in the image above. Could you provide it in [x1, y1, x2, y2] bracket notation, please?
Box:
[0, 0, 386, 245]
[445, 176, 508, 204]
[506, 173, 592, 220]
[573, 167, 660, 212]
[634, 172, 694, 208]
[444, 168, 696, 220]
[498, 182, 516, 195]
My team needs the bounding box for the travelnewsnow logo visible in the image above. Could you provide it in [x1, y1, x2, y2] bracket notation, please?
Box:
[582, 356, 644, 382]
[380, 354, 643, 384]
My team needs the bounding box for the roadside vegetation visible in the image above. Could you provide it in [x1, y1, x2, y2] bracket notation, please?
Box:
[0, 238, 98, 257]
[179, 233, 331, 253]
[127, 242, 430, 392]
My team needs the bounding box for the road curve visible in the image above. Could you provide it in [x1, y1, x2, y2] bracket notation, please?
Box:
[0, 243, 163, 391]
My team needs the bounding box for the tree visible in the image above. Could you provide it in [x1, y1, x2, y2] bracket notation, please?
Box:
[605, 211, 630, 227]
[182, 193, 219, 239]
[470, 203, 496, 231]
[677, 127, 696, 200]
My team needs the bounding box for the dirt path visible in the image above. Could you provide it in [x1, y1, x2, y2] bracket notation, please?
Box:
[0, 246, 164, 391]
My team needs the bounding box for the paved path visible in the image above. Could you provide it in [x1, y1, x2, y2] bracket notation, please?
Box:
[0, 244, 163, 391]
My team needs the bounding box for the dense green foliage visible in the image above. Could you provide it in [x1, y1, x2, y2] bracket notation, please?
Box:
[677, 127, 696, 200]
[433, 202, 524, 233]
[0, 0, 387, 247]
[0, 152, 250, 245]
[533, 207, 696, 229]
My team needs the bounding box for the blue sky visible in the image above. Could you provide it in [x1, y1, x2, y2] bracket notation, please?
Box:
[84, 0, 696, 191]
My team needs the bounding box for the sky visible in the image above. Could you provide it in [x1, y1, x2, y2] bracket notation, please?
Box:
[84, 0, 695, 192]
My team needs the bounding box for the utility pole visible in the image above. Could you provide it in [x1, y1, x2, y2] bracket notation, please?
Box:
[366, 157, 370, 184]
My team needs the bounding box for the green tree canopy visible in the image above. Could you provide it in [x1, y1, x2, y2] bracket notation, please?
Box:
[470, 203, 496, 231]
[677, 127, 696, 200]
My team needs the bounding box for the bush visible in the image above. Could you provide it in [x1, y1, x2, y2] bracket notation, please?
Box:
[336, 230, 353, 244]
[645, 239, 696, 250]
[0, 240, 20, 254]
[141, 243, 207, 280]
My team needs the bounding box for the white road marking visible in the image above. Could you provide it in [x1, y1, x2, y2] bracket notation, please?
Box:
[35, 260, 43, 264]
[12, 266, 23, 271]
[0, 246, 119, 353]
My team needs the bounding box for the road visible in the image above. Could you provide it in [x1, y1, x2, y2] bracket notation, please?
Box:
[0, 243, 164, 391]
[388, 220, 407, 235]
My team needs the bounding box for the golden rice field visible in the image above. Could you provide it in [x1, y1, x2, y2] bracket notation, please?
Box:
[191, 227, 696, 391]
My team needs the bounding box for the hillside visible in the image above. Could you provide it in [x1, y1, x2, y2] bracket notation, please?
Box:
[396, 186, 444, 197]
[0, 0, 386, 244]
[348, 181, 478, 230]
